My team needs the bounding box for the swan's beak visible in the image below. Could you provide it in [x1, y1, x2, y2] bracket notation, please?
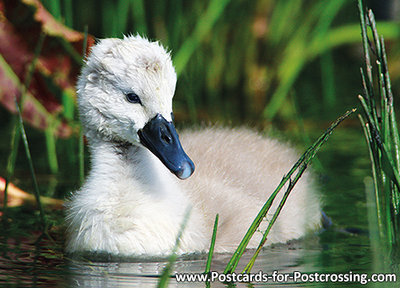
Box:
[138, 113, 195, 179]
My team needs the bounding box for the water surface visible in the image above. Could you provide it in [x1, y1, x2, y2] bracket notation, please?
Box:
[0, 127, 397, 287]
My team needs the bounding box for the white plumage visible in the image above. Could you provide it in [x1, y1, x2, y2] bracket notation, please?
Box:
[65, 35, 321, 256]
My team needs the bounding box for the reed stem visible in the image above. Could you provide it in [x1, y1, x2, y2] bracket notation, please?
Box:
[157, 207, 191, 288]
[205, 214, 219, 275]
[224, 109, 355, 274]
[357, 0, 400, 264]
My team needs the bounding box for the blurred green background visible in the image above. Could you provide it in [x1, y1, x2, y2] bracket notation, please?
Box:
[39, 0, 400, 124]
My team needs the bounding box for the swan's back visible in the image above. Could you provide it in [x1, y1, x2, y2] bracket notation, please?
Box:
[179, 127, 321, 252]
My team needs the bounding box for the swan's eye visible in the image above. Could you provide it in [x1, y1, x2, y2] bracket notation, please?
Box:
[125, 92, 142, 105]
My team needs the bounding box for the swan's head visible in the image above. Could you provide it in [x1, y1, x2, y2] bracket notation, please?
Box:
[77, 35, 194, 179]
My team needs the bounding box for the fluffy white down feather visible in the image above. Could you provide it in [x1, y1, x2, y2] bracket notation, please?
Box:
[65, 35, 321, 256]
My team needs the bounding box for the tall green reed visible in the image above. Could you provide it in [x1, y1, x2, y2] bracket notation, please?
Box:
[357, 0, 400, 266]
[2, 33, 47, 229]
[224, 109, 355, 274]
[157, 208, 191, 288]
[205, 214, 219, 274]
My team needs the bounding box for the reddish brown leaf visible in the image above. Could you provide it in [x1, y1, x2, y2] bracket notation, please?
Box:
[0, 0, 94, 138]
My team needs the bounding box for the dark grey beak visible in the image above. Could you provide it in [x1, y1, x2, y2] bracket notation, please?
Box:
[137, 113, 195, 179]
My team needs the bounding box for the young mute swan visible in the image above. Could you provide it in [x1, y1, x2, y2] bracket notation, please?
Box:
[65, 35, 321, 256]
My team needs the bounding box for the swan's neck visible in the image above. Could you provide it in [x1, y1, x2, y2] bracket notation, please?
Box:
[69, 139, 205, 255]
[87, 139, 187, 204]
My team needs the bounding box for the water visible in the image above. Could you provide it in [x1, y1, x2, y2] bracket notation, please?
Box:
[0, 127, 398, 287]
[0, 233, 373, 287]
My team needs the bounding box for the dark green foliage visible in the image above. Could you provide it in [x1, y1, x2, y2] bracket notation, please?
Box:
[357, 0, 400, 267]
[39, 0, 400, 125]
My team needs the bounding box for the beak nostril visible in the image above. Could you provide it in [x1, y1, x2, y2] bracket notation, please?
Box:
[161, 133, 172, 144]
[160, 123, 173, 144]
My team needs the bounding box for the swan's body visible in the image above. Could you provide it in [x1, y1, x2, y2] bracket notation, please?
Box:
[65, 35, 321, 256]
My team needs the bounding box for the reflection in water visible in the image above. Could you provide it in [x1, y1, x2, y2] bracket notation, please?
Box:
[0, 219, 375, 287]
[0, 230, 68, 287]
[68, 241, 318, 287]
[0, 212, 374, 287]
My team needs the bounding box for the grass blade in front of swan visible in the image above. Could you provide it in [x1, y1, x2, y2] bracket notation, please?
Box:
[205, 214, 219, 275]
[243, 165, 308, 274]
[224, 109, 355, 274]
[157, 207, 191, 288]
[243, 110, 356, 273]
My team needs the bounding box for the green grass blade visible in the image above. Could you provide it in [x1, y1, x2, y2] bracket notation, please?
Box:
[2, 118, 21, 216]
[358, 95, 380, 134]
[268, 0, 302, 45]
[45, 126, 59, 174]
[368, 10, 382, 60]
[243, 164, 309, 274]
[357, 0, 400, 261]
[381, 37, 400, 175]
[157, 207, 191, 288]
[15, 99, 47, 228]
[62, 90, 75, 121]
[358, 114, 386, 240]
[224, 109, 355, 274]
[360, 67, 379, 126]
[359, 95, 400, 191]
[358, 0, 373, 93]
[376, 61, 389, 144]
[21, 33, 45, 108]
[205, 214, 219, 275]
